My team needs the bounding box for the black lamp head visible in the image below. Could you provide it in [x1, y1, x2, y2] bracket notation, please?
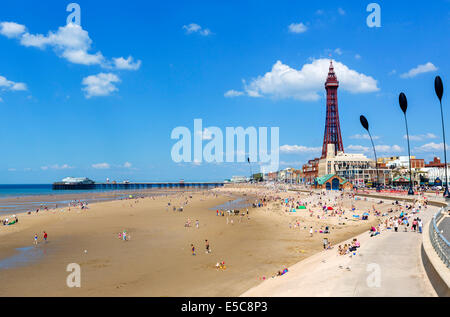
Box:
[360, 115, 369, 131]
[435, 76, 443, 102]
[399, 93, 408, 114]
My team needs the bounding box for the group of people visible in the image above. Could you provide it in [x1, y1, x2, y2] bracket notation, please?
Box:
[184, 218, 200, 228]
[337, 238, 360, 256]
[191, 239, 212, 256]
[33, 231, 48, 245]
[118, 229, 129, 241]
[2, 215, 18, 226]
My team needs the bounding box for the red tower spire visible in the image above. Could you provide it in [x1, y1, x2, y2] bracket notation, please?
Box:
[321, 60, 344, 158]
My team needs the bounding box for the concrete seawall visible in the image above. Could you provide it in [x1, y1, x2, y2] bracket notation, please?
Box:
[422, 215, 450, 297]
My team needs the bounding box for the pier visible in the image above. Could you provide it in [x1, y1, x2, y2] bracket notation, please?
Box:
[52, 182, 225, 190]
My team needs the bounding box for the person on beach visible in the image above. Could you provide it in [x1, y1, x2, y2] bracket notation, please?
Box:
[43, 231, 48, 243]
[418, 218, 423, 234]
[195, 220, 199, 229]
[309, 227, 313, 237]
[412, 218, 417, 232]
[394, 220, 399, 232]
[205, 240, 211, 254]
[191, 244, 196, 256]
[34, 234, 38, 245]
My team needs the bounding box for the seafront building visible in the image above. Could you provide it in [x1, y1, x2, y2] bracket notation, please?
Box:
[317, 144, 392, 186]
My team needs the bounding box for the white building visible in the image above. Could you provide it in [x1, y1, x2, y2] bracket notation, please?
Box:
[61, 177, 94, 184]
[422, 167, 450, 185]
[385, 156, 411, 169]
[230, 176, 249, 183]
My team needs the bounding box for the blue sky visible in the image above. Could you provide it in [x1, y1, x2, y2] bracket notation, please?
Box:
[0, 0, 448, 183]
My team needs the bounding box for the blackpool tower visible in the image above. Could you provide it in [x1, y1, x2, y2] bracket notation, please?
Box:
[321, 60, 344, 158]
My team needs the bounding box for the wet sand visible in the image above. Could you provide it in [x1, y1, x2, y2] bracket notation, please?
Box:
[0, 188, 199, 214]
[0, 185, 392, 296]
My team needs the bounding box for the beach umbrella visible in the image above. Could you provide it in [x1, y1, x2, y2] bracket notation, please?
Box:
[327, 206, 333, 210]
[299, 206, 306, 209]
[363, 212, 369, 216]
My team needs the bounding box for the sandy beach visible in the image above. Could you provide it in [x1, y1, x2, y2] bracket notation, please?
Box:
[0, 185, 397, 296]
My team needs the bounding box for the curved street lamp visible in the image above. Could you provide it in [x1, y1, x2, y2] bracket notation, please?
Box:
[399, 93, 415, 196]
[435, 76, 449, 198]
[247, 157, 253, 183]
[360, 115, 381, 192]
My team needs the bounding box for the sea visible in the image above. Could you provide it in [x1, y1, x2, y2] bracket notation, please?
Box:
[0, 184, 193, 215]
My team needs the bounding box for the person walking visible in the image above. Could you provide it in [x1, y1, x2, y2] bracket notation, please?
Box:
[191, 244, 196, 256]
[43, 231, 48, 243]
[205, 240, 211, 254]
[34, 234, 38, 245]
[394, 220, 399, 232]
[418, 218, 423, 234]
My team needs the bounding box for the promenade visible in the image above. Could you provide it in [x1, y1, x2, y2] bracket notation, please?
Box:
[242, 195, 441, 297]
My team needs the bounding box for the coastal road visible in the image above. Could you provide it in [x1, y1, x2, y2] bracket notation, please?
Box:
[242, 205, 439, 297]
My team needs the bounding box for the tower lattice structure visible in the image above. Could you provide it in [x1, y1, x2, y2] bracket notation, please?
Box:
[321, 60, 344, 158]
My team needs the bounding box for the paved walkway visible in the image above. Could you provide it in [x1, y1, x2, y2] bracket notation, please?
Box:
[242, 205, 439, 297]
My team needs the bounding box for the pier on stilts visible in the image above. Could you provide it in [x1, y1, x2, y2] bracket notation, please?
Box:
[52, 182, 224, 190]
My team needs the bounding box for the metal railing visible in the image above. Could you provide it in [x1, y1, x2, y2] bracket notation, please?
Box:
[429, 207, 450, 267]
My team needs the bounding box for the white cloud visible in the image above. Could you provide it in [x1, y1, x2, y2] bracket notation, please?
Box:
[41, 164, 73, 170]
[288, 22, 308, 34]
[123, 162, 132, 168]
[348, 144, 402, 153]
[334, 48, 343, 55]
[349, 134, 380, 140]
[405, 133, 438, 141]
[182, 23, 212, 36]
[82, 73, 120, 98]
[0, 22, 26, 38]
[400, 62, 438, 79]
[280, 145, 321, 154]
[62, 49, 104, 66]
[355, 54, 361, 60]
[92, 163, 110, 169]
[224, 89, 244, 98]
[19, 23, 106, 66]
[338, 8, 346, 15]
[0, 75, 27, 91]
[375, 145, 402, 153]
[388, 70, 397, 76]
[235, 59, 379, 101]
[195, 128, 214, 140]
[7, 168, 17, 172]
[316, 10, 324, 15]
[347, 145, 370, 152]
[202, 128, 213, 140]
[414, 142, 447, 152]
[1, 21, 140, 72]
[113, 56, 142, 70]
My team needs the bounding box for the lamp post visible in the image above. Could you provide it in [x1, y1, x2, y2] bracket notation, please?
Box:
[399, 93, 415, 196]
[435, 76, 449, 198]
[360, 115, 381, 192]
